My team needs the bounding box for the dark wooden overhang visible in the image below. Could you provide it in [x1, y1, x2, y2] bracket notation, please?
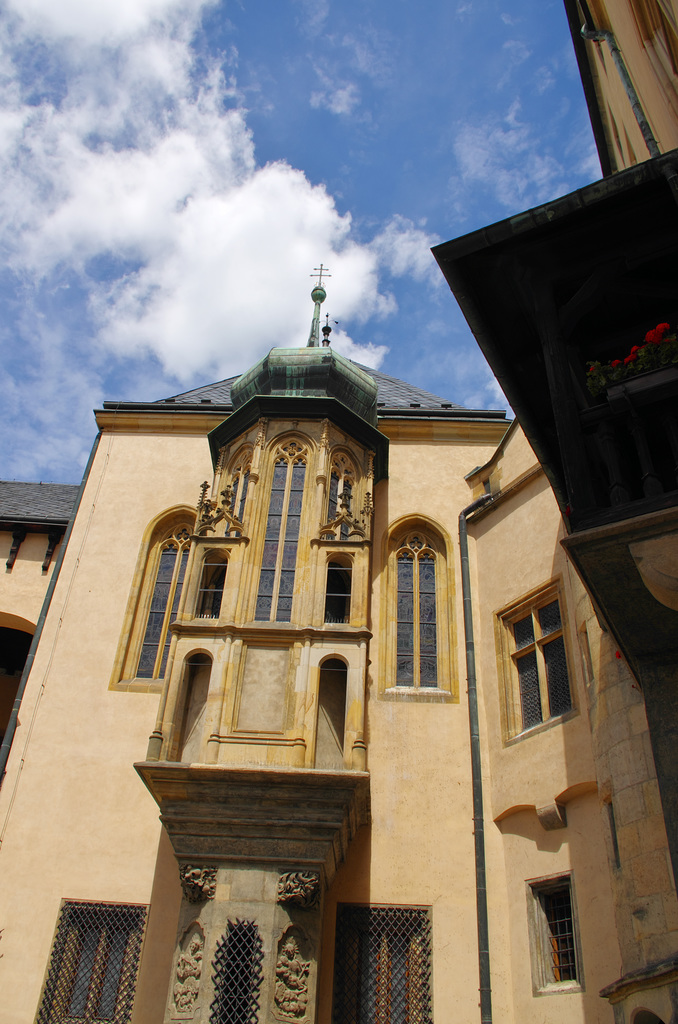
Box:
[433, 149, 678, 532]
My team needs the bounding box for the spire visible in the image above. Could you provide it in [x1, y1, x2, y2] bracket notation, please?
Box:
[307, 264, 331, 347]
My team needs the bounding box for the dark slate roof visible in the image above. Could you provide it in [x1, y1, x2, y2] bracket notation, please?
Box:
[0, 481, 79, 525]
[157, 364, 471, 414]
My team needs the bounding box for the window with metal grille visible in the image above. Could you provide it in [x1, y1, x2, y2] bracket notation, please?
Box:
[210, 920, 264, 1024]
[527, 876, 581, 992]
[501, 587, 573, 737]
[137, 527, 191, 678]
[332, 905, 433, 1024]
[396, 535, 437, 688]
[36, 901, 147, 1024]
[255, 450, 307, 622]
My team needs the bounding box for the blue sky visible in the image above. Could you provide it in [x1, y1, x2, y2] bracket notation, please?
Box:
[0, 0, 599, 482]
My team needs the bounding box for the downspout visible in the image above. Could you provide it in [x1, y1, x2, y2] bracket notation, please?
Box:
[579, 23, 678, 204]
[581, 25, 660, 158]
[0, 431, 102, 783]
[459, 492, 493, 1024]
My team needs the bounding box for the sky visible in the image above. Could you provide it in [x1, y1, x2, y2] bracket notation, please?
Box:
[0, 0, 600, 483]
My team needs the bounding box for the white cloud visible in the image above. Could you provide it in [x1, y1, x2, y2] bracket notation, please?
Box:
[452, 100, 568, 211]
[3, 0, 211, 42]
[370, 216, 441, 285]
[310, 81, 361, 116]
[0, 9, 447, 478]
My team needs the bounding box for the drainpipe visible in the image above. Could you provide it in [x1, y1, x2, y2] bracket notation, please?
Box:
[580, 23, 678, 205]
[459, 492, 493, 1024]
[581, 25, 660, 159]
[0, 432, 102, 783]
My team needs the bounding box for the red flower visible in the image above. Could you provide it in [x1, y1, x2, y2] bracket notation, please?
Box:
[624, 354, 637, 364]
[657, 323, 670, 335]
[611, 359, 622, 367]
[630, 345, 640, 353]
[645, 329, 657, 343]
[615, 651, 621, 659]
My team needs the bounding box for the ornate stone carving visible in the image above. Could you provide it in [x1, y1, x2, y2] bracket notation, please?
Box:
[179, 865, 217, 902]
[274, 935, 310, 1021]
[255, 417, 268, 448]
[319, 419, 330, 451]
[173, 930, 204, 1016]
[277, 871, 321, 908]
[281, 440, 306, 460]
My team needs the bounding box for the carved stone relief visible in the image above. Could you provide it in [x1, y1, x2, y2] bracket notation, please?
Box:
[277, 871, 321, 909]
[172, 927, 204, 1017]
[274, 931, 311, 1021]
[179, 865, 218, 902]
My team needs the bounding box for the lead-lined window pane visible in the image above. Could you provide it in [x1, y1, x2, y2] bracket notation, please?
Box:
[514, 614, 534, 650]
[518, 650, 542, 729]
[544, 636, 572, 717]
[538, 600, 562, 636]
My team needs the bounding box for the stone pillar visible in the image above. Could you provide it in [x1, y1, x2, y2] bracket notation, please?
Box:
[136, 762, 370, 1024]
[165, 863, 324, 1024]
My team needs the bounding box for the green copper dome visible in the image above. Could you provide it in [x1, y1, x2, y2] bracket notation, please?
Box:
[230, 346, 378, 427]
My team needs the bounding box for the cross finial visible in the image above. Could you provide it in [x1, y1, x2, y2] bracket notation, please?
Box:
[311, 264, 331, 286]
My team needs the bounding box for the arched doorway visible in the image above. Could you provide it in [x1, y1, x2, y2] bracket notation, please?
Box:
[315, 658, 347, 770]
[0, 626, 33, 741]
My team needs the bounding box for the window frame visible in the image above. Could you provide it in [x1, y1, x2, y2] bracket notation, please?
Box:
[526, 873, 583, 996]
[254, 440, 309, 623]
[381, 520, 456, 703]
[332, 903, 433, 1024]
[35, 899, 148, 1024]
[110, 508, 195, 693]
[497, 581, 577, 740]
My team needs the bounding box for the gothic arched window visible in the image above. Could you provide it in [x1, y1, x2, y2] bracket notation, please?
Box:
[327, 455, 354, 540]
[137, 526, 191, 679]
[255, 442, 307, 622]
[396, 534, 437, 688]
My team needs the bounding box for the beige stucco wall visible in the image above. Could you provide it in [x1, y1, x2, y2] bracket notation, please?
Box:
[0, 411, 666, 1024]
[584, 0, 678, 170]
[0, 428, 215, 1023]
[0, 530, 61, 631]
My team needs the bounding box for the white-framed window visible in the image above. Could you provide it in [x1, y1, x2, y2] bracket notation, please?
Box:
[527, 874, 582, 994]
[499, 584, 574, 737]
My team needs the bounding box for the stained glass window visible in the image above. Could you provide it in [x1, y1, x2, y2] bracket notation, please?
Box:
[255, 449, 307, 622]
[138, 527, 190, 679]
[396, 536, 437, 688]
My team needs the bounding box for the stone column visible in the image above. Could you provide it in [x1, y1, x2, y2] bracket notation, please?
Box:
[165, 863, 324, 1024]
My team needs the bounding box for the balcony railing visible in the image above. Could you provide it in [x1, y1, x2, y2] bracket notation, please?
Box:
[573, 367, 678, 527]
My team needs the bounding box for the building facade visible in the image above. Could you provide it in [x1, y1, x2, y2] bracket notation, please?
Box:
[0, 292, 672, 1023]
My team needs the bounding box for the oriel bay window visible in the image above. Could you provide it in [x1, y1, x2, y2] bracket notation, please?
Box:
[255, 443, 307, 622]
[396, 535, 437, 687]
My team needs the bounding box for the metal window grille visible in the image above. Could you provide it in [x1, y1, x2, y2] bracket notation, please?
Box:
[541, 887, 577, 982]
[332, 905, 433, 1024]
[36, 901, 147, 1024]
[210, 920, 264, 1024]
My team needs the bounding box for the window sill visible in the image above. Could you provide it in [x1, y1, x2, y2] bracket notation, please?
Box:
[381, 686, 457, 704]
[109, 677, 165, 694]
[505, 707, 578, 746]
[534, 980, 583, 997]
